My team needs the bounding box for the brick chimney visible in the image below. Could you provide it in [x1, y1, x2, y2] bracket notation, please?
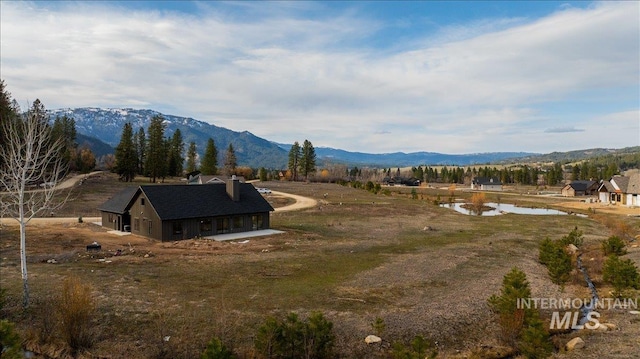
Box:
[226, 175, 240, 202]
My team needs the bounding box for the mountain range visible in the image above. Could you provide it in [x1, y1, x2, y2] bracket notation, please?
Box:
[47, 108, 635, 169]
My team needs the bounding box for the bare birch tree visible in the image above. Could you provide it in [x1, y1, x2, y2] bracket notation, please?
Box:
[0, 109, 68, 307]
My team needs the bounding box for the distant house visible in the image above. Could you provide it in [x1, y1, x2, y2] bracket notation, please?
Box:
[187, 174, 246, 185]
[561, 180, 599, 197]
[471, 177, 502, 191]
[98, 177, 274, 241]
[383, 176, 421, 186]
[598, 174, 640, 207]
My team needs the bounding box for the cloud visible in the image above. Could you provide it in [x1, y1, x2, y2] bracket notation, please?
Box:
[545, 127, 585, 133]
[0, 1, 637, 154]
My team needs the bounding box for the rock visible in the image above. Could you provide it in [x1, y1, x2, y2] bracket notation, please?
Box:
[46, 259, 57, 264]
[565, 337, 585, 351]
[629, 310, 640, 315]
[365, 335, 382, 344]
[566, 244, 579, 255]
[602, 322, 617, 330]
[594, 323, 609, 331]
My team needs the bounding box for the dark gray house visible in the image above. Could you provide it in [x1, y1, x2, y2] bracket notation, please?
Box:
[98, 178, 274, 241]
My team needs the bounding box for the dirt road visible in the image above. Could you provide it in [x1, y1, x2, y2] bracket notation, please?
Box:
[271, 190, 317, 212]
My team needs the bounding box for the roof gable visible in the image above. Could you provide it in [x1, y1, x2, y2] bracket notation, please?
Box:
[97, 186, 139, 214]
[627, 174, 640, 195]
[139, 183, 274, 220]
[568, 180, 597, 191]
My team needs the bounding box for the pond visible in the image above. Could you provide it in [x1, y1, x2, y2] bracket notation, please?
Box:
[440, 202, 586, 217]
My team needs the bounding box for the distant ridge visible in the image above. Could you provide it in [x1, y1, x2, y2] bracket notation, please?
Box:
[48, 108, 288, 168]
[49, 107, 637, 169]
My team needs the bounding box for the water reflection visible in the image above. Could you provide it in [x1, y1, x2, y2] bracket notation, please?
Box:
[441, 202, 585, 217]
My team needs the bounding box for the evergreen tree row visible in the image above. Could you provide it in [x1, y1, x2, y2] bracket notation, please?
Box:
[114, 117, 242, 182]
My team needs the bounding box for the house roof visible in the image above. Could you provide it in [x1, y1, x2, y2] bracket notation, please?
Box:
[627, 174, 640, 195]
[97, 186, 139, 214]
[611, 176, 630, 193]
[567, 180, 597, 192]
[598, 180, 615, 192]
[187, 174, 246, 184]
[139, 183, 274, 221]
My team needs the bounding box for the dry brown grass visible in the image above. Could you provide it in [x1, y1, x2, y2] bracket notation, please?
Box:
[1, 177, 639, 358]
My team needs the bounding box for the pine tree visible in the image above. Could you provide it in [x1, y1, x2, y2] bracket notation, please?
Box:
[299, 139, 317, 180]
[224, 143, 237, 176]
[167, 129, 184, 177]
[288, 141, 301, 181]
[136, 127, 146, 175]
[145, 115, 167, 182]
[51, 115, 77, 170]
[488, 268, 552, 357]
[186, 141, 197, 174]
[114, 123, 138, 182]
[0, 80, 17, 169]
[201, 138, 218, 175]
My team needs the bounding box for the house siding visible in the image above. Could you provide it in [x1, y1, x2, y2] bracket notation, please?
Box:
[129, 192, 163, 241]
[161, 213, 271, 241]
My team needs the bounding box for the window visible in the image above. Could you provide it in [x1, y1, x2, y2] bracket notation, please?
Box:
[141, 198, 145, 206]
[252, 215, 263, 230]
[172, 221, 182, 235]
[200, 218, 212, 233]
[217, 218, 230, 234]
[148, 220, 152, 234]
[134, 218, 140, 231]
[233, 216, 244, 230]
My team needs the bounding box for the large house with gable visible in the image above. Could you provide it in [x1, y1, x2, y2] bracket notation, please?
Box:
[471, 177, 503, 191]
[98, 177, 274, 241]
[597, 174, 640, 207]
[561, 180, 599, 197]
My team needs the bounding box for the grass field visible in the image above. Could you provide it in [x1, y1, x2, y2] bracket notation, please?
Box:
[1, 173, 639, 358]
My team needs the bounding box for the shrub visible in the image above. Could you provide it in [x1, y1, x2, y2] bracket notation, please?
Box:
[0, 319, 22, 359]
[469, 192, 486, 213]
[602, 255, 640, 295]
[254, 312, 335, 359]
[57, 276, 96, 353]
[391, 335, 437, 359]
[517, 317, 554, 359]
[538, 235, 574, 287]
[602, 236, 627, 256]
[488, 268, 552, 355]
[201, 337, 235, 359]
[371, 317, 386, 337]
[558, 227, 583, 247]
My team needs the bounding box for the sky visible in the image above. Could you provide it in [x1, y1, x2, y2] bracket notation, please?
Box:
[1, 1, 639, 154]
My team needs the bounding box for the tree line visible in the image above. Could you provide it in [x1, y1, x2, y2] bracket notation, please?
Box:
[114, 116, 241, 182]
[0, 81, 96, 174]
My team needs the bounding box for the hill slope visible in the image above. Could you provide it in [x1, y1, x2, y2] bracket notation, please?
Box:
[48, 108, 288, 168]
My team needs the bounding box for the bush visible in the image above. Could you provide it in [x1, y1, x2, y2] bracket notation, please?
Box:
[517, 317, 554, 359]
[201, 337, 235, 359]
[0, 319, 22, 359]
[602, 236, 627, 256]
[602, 255, 640, 295]
[391, 335, 437, 359]
[538, 235, 573, 287]
[488, 268, 552, 355]
[57, 276, 96, 353]
[255, 312, 335, 359]
[558, 227, 583, 247]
